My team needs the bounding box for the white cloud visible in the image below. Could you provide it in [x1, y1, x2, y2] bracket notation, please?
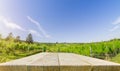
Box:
[109, 25, 119, 32]
[110, 17, 120, 32]
[5, 22, 25, 31]
[28, 29, 42, 37]
[112, 17, 120, 25]
[0, 16, 25, 31]
[27, 16, 51, 38]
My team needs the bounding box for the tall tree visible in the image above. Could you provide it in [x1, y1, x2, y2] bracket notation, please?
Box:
[15, 36, 20, 42]
[6, 32, 14, 41]
[26, 33, 33, 43]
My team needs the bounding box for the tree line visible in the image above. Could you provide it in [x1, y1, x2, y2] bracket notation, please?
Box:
[0, 32, 33, 44]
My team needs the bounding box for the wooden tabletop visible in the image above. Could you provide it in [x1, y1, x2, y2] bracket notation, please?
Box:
[0, 52, 120, 71]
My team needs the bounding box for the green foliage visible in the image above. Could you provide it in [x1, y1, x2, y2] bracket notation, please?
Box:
[0, 36, 120, 63]
[26, 33, 33, 44]
[15, 36, 20, 42]
[5, 32, 14, 41]
[0, 39, 42, 63]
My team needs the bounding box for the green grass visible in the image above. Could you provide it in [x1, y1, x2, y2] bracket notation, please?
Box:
[111, 54, 120, 63]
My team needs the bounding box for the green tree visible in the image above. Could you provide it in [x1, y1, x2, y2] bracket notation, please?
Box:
[15, 36, 20, 42]
[26, 33, 33, 44]
[6, 32, 14, 41]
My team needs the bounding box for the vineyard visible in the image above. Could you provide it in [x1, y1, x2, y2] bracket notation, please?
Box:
[0, 38, 120, 63]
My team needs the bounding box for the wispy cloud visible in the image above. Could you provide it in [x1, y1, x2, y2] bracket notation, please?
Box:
[27, 16, 51, 38]
[109, 25, 119, 32]
[110, 17, 120, 32]
[112, 17, 120, 25]
[0, 16, 44, 38]
[0, 16, 25, 31]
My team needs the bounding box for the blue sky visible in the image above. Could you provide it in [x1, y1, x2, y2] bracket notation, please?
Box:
[0, 0, 120, 42]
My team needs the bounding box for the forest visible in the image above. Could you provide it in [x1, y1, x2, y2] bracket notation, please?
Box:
[0, 33, 120, 63]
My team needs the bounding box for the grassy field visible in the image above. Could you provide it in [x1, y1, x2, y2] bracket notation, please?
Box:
[0, 38, 120, 63]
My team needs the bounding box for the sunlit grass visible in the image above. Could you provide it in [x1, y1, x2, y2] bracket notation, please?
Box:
[111, 54, 120, 63]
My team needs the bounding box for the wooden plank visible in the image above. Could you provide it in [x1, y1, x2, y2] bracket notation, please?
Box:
[0, 53, 47, 65]
[43, 66, 59, 71]
[58, 53, 91, 71]
[72, 54, 120, 65]
[60, 66, 91, 71]
[0, 65, 27, 71]
[28, 66, 43, 71]
[92, 65, 120, 71]
[29, 53, 59, 71]
[42, 53, 59, 71]
[58, 53, 91, 65]
[66, 53, 120, 71]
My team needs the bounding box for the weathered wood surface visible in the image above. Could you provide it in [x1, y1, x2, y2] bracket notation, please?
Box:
[0, 52, 120, 71]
